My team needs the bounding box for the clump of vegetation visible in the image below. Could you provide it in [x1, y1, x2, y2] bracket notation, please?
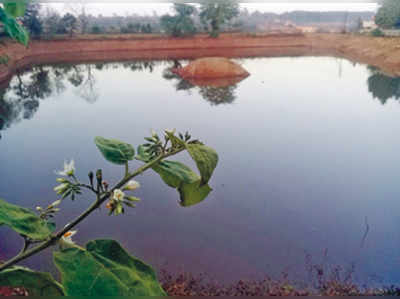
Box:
[371, 28, 385, 37]
[160, 3, 197, 37]
[199, 0, 240, 37]
[90, 25, 103, 35]
[160, 266, 399, 296]
[375, 0, 400, 29]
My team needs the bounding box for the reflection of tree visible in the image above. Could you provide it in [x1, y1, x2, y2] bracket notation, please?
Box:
[198, 85, 236, 105]
[367, 70, 400, 105]
[0, 60, 162, 139]
[122, 61, 157, 73]
[162, 63, 241, 105]
[75, 65, 99, 104]
[162, 66, 195, 92]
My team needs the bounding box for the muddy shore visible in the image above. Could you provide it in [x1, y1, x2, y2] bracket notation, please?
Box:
[0, 33, 399, 84]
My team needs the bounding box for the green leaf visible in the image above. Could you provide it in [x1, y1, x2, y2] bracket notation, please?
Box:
[135, 145, 151, 163]
[0, 8, 29, 46]
[152, 160, 198, 188]
[185, 143, 218, 185]
[95, 136, 135, 165]
[152, 160, 212, 207]
[0, 199, 53, 240]
[4, 1, 27, 17]
[0, 266, 65, 296]
[179, 180, 212, 207]
[53, 239, 166, 296]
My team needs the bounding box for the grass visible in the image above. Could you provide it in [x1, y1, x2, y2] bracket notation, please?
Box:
[159, 258, 400, 296]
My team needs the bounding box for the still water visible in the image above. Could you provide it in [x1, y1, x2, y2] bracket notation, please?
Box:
[0, 57, 400, 284]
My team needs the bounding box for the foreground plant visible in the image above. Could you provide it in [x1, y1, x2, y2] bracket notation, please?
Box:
[0, 1, 29, 46]
[0, 129, 218, 296]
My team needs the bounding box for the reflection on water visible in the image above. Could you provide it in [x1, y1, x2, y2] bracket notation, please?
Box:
[1, 57, 400, 285]
[162, 63, 243, 105]
[367, 67, 400, 105]
[1, 60, 399, 140]
[0, 61, 164, 139]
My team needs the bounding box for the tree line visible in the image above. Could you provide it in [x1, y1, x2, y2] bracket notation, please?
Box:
[18, 1, 378, 40]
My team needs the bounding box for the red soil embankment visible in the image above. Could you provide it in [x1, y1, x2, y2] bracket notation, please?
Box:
[0, 33, 399, 84]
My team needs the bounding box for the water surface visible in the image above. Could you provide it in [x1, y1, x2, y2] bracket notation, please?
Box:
[1, 57, 400, 285]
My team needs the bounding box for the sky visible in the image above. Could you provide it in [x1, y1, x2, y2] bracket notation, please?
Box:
[43, 2, 379, 16]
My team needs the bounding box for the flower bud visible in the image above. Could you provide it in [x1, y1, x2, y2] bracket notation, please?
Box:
[88, 171, 94, 186]
[125, 196, 141, 202]
[48, 199, 62, 209]
[96, 169, 102, 188]
[123, 180, 140, 191]
[54, 183, 69, 195]
[165, 128, 176, 136]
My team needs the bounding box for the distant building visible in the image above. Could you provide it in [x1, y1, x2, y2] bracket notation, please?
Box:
[362, 20, 377, 31]
[296, 26, 318, 33]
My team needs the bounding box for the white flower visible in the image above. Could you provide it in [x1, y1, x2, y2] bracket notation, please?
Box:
[55, 159, 75, 177]
[123, 180, 140, 191]
[62, 230, 77, 244]
[113, 189, 125, 202]
[36, 206, 42, 211]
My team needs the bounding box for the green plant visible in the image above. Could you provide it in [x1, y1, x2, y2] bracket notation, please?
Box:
[160, 3, 197, 37]
[375, 0, 400, 29]
[199, 0, 239, 38]
[371, 28, 384, 37]
[0, 0, 29, 46]
[0, 129, 218, 296]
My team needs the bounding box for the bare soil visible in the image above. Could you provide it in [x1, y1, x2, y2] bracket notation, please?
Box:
[0, 33, 399, 84]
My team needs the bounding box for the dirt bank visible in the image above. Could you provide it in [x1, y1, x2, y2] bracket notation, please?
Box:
[0, 33, 399, 84]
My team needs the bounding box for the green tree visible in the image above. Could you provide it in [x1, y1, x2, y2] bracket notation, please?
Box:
[58, 13, 78, 37]
[22, 3, 43, 38]
[375, 0, 400, 29]
[91, 25, 103, 34]
[199, 0, 239, 37]
[42, 9, 61, 39]
[160, 3, 196, 37]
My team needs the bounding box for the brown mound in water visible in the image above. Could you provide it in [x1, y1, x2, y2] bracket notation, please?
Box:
[173, 57, 249, 79]
[187, 76, 247, 88]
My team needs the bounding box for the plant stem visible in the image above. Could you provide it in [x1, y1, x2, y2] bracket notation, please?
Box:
[0, 147, 184, 272]
[125, 162, 129, 178]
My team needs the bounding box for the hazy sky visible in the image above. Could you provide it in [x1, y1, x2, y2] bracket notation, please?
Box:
[45, 2, 379, 16]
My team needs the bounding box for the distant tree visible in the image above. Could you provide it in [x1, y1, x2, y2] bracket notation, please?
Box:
[64, 2, 89, 34]
[22, 3, 43, 38]
[355, 17, 363, 32]
[141, 23, 153, 33]
[58, 13, 79, 37]
[199, 0, 239, 37]
[375, 0, 400, 29]
[42, 9, 61, 39]
[160, 3, 197, 37]
[91, 25, 103, 34]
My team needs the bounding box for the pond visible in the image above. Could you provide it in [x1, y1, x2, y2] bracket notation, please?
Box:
[0, 57, 400, 285]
